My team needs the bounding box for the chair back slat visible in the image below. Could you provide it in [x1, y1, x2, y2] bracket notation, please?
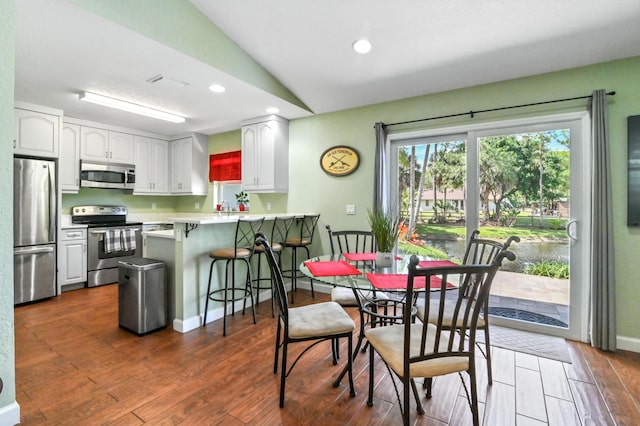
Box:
[326, 225, 376, 254]
[405, 250, 515, 366]
[462, 229, 520, 266]
[288, 214, 320, 245]
[256, 234, 289, 323]
[271, 216, 295, 246]
[236, 218, 265, 254]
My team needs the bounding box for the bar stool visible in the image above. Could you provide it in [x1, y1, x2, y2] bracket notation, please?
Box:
[251, 215, 295, 317]
[283, 214, 320, 303]
[203, 217, 264, 336]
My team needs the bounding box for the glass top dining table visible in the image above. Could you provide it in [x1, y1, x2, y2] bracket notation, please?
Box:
[298, 253, 459, 292]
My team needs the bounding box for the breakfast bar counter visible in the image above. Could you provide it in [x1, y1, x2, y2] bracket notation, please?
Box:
[143, 213, 312, 333]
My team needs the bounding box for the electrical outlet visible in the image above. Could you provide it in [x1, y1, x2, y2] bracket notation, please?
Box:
[266, 202, 272, 211]
[195, 202, 200, 210]
[151, 202, 156, 210]
[346, 204, 356, 215]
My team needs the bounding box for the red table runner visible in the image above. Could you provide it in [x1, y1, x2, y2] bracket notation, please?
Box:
[304, 260, 362, 277]
[366, 272, 455, 290]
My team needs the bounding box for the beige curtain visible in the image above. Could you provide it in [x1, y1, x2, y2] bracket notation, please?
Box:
[589, 89, 616, 351]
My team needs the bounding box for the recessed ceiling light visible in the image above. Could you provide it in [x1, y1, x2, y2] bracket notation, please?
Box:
[352, 39, 372, 54]
[209, 84, 226, 93]
[79, 91, 185, 123]
[266, 107, 279, 114]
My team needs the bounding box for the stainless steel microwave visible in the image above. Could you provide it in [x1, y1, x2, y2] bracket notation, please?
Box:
[80, 161, 135, 189]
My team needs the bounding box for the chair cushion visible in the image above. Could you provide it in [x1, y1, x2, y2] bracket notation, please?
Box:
[254, 242, 282, 253]
[285, 237, 311, 247]
[365, 323, 469, 378]
[286, 301, 355, 339]
[330, 287, 390, 307]
[415, 299, 485, 328]
[210, 247, 252, 259]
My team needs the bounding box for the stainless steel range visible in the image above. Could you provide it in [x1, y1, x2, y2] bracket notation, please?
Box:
[72, 205, 142, 287]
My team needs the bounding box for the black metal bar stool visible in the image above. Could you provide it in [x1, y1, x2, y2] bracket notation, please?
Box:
[203, 217, 264, 336]
[251, 216, 295, 317]
[283, 214, 320, 303]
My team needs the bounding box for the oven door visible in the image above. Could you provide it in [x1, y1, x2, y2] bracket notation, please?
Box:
[87, 226, 142, 286]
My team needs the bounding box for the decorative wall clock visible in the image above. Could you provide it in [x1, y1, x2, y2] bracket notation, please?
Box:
[320, 145, 360, 177]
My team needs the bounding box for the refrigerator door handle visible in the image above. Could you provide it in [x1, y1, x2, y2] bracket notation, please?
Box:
[49, 162, 56, 241]
[14, 246, 55, 255]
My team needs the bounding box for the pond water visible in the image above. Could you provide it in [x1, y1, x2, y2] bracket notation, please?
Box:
[423, 237, 569, 273]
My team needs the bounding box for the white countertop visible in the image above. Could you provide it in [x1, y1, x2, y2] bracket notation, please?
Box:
[168, 213, 310, 225]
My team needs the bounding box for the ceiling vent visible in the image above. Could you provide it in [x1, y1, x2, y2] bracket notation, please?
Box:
[146, 74, 189, 89]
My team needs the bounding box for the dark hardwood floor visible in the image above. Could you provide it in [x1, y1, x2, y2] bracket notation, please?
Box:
[14, 285, 640, 425]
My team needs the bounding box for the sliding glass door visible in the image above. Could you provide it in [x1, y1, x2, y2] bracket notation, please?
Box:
[390, 113, 590, 340]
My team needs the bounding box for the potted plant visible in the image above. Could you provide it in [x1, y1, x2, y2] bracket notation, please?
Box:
[235, 191, 249, 211]
[367, 207, 401, 267]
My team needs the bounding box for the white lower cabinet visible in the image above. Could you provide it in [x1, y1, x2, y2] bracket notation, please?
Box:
[58, 228, 87, 289]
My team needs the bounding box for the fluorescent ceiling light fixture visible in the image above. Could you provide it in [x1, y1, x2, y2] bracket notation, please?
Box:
[78, 91, 185, 123]
[209, 84, 226, 93]
[266, 107, 280, 114]
[352, 39, 372, 54]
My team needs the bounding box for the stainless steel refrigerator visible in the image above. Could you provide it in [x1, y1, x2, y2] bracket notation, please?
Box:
[14, 157, 57, 304]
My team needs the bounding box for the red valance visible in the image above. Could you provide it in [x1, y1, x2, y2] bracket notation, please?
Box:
[209, 150, 241, 182]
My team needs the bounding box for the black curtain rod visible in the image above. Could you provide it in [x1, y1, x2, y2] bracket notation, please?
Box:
[380, 91, 616, 128]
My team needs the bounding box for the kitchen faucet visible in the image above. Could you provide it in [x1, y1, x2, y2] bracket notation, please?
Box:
[219, 200, 230, 217]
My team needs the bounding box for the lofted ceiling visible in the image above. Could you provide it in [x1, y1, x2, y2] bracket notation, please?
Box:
[14, 0, 640, 137]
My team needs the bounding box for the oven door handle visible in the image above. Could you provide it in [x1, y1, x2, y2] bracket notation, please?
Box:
[89, 228, 140, 235]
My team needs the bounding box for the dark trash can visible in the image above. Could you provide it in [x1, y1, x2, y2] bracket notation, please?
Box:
[118, 257, 166, 335]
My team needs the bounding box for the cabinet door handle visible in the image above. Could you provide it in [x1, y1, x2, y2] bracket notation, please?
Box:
[105, 151, 109, 158]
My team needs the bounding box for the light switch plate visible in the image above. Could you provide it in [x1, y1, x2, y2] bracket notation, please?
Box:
[346, 204, 356, 215]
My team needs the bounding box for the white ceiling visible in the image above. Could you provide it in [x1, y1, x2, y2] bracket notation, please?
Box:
[14, 0, 640, 137]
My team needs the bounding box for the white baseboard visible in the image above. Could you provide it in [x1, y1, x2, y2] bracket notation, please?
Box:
[0, 402, 20, 426]
[174, 283, 314, 334]
[617, 335, 640, 353]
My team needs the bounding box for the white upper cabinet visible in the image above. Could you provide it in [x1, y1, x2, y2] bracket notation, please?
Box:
[241, 115, 288, 193]
[14, 104, 62, 158]
[134, 136, 169, 194]
[80, 126, 134, 164]
[170, 133, 208, 195]
[60, 123, 80, 193]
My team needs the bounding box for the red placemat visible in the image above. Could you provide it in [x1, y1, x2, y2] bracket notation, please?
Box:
[366, 272, 455, 290]
[304, 261, 362, 277]
[418, 260, 458, 268]
[342, 252, 376, 261]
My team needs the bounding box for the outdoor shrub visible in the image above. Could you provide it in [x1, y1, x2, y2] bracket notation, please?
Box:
[524, 260, 569, 279]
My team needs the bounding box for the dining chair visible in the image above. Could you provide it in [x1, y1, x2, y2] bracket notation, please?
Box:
[325, 225, 385, 359]
[252, 216, 295, 317]
[283, 214, 320, 303]
[255, 233, 356, 408]
[366, 250, 515, 425]
[203, 217, 265, 336]
[415, 229, 520, 384]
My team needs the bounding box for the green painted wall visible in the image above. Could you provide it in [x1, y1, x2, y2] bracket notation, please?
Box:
[0, 0, 16, 412]
[285, 56, 640, 342]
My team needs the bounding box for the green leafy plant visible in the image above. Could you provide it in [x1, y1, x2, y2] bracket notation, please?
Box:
[368, 208, 401, 253]
[524, 261, 569, 279]
[235, 191, 249, 205]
